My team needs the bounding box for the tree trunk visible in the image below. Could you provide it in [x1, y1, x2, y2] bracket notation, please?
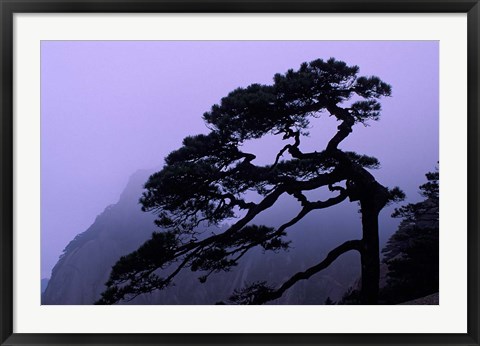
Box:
[331, 148, 390, 304]
[360, 198, 381, 304]
[359, 182, 389, 304]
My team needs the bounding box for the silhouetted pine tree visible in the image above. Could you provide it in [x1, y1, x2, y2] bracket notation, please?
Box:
[96, 58, 402, 305]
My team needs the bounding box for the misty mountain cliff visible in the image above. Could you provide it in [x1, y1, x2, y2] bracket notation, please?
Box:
[43, 170, 363, 305]
[42, 170, 159, 304]
[41, 278, 49, 294]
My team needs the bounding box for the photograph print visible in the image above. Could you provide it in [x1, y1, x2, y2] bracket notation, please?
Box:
[41, 41, 439, 305]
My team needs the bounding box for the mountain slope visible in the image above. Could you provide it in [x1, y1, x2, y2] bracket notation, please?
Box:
[42, 170, 159, 304]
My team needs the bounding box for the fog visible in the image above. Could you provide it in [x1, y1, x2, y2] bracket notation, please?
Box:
[41, 40, 438, 279]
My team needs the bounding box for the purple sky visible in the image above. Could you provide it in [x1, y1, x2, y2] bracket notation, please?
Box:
[41, 41, 438, 278]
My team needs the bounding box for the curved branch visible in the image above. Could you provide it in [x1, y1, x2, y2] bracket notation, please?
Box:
[326, 103, 355, 151]
[172, 170, 347, 256]
[271, 144, 292, 169]
[247, 239, 362, 305]
[309, 187, 348, 209]
[224, 187, 349, 259]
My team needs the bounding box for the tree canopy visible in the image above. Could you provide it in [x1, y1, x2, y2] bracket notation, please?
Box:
[97, 57, 401, 305]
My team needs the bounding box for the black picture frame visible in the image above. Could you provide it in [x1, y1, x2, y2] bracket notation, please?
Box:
[1, 1, 478, 345]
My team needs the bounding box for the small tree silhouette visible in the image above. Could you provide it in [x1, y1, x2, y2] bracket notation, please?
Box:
[381, 168, 439, 304]
[97, 58, 403, 305]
